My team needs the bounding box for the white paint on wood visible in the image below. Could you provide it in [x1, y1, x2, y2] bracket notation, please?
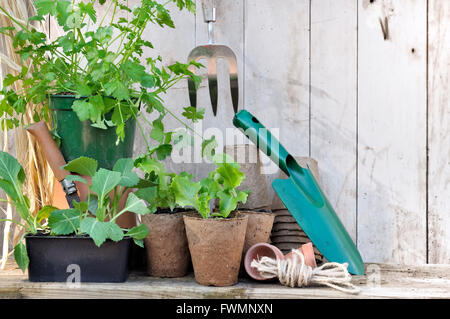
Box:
[428, 0, 450, 264]
[357, 0, 427, 264]
[244, 0, 310, 157]
[310, 0, 358, 241]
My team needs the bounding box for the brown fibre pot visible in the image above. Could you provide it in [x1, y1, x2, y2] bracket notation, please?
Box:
[141, 209, 191, 278]
[240, 211, 275, 274]
[183, 212, 248, 287]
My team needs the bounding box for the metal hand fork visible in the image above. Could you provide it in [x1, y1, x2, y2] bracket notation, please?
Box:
[187, 1, 239, 116]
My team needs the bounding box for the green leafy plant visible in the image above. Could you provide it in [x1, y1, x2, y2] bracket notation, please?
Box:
[0, 152, 151, 272]
[171, 153, 251, 219]
[0, 0, 201, 145]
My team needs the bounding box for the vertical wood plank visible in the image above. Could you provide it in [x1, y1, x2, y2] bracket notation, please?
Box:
[244, 0, 310, 156]
[428, 0, 450, 264]
[310, 0, 358, 241]
[357, 0, 427, 264]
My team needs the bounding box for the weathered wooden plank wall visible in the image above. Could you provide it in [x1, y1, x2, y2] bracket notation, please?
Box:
[38, 0, 450, 265]
[428, 0, 450, 264]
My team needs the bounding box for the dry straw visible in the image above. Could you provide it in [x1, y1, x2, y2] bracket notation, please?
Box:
[0, 0, 54, 269]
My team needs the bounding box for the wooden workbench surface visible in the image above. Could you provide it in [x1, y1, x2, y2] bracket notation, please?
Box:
[1, 262, 450, 299]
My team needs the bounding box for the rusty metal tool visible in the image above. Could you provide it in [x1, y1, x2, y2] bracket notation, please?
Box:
[187, 0, 239, 116]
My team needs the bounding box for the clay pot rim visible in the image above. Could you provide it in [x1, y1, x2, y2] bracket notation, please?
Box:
[183, 211, 249, 222]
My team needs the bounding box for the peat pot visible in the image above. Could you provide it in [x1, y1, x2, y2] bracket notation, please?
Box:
[50, 95, 137, 170]
[183, 212, 248, 287]
[25, 233, 131, 283]
[141, 209, 191, 278]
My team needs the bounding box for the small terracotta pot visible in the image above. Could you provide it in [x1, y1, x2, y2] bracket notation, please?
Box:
[244, 243, 284, 280]
[142, 210, 191, 278]
[244, 242, 317, 281]
[183, 212, 248, 287]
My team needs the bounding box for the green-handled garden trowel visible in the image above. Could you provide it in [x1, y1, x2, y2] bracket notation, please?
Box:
[233, 110, 364, 275]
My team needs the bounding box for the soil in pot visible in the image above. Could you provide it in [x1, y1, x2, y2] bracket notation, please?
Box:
[183, 212, 248, 287]
[141, 208, 191, 278]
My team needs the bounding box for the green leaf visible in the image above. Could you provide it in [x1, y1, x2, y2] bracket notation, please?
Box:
[133, 238, 144, 248]
[79, 2, 97, 23]
[217, 191, 238, 218]
[150, 119, 164, 143]
[202, 136, 218, 161]
[36, 205, 58, 223]
[14, 242, 29, 272]
[182, 107, 204, 122]
[140, 74, 155, 88]
[126, 224, 149, 240]
[35, 0, 57, 16]
[63, 157, 98, 177]
[80, 217, 109, 247]
[155, 144, 172, 160]
[65, 174, 88, 184]
[0, 151, 25, 186]
[122, 193, 149, 215]
[48, 209, 81, 235]
[136, 157, 165, 175]
[171, 175, 201, 209]
[135, 187, 157, 213]
[72, 100, 99, 122]
[106, 222, 124, 242]
[88, 195, 99, 216]
[120, 60, 145, 82]
[216, 163, 245, 189]
[104, 80, 129, 101]
[113, 158, 139, 187]
[91, 169, 122, 203]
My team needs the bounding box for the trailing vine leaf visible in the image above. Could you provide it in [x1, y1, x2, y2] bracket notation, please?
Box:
[182, 106, 204, 122]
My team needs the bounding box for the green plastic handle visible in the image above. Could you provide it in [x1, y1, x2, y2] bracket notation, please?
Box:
[233, 110, 290, 174]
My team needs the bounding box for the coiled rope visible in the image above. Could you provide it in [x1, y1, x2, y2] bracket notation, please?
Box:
[250, 249, 360, 294]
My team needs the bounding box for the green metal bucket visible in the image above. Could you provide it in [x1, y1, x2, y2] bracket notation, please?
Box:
[50, 95, 137, 170]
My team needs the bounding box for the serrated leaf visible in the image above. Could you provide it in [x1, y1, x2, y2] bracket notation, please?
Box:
[182, 106, 204, 122]
[104, 80, 129, 101]
[14, 242, 29, 272]
[155, 144, 172, 160]
[171, 175, 201, 209]
[217, 191, 238, 218]
[72, 100, 99, 122]
[120, 60, 145, 82]
[150, 119, 164, 143]
[63, 157, 98, 176]
[48, 209, 81, 235]
[126, 224, 149, 240]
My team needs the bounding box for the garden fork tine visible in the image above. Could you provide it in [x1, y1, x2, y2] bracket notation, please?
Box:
[187, 1, 239, 116]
